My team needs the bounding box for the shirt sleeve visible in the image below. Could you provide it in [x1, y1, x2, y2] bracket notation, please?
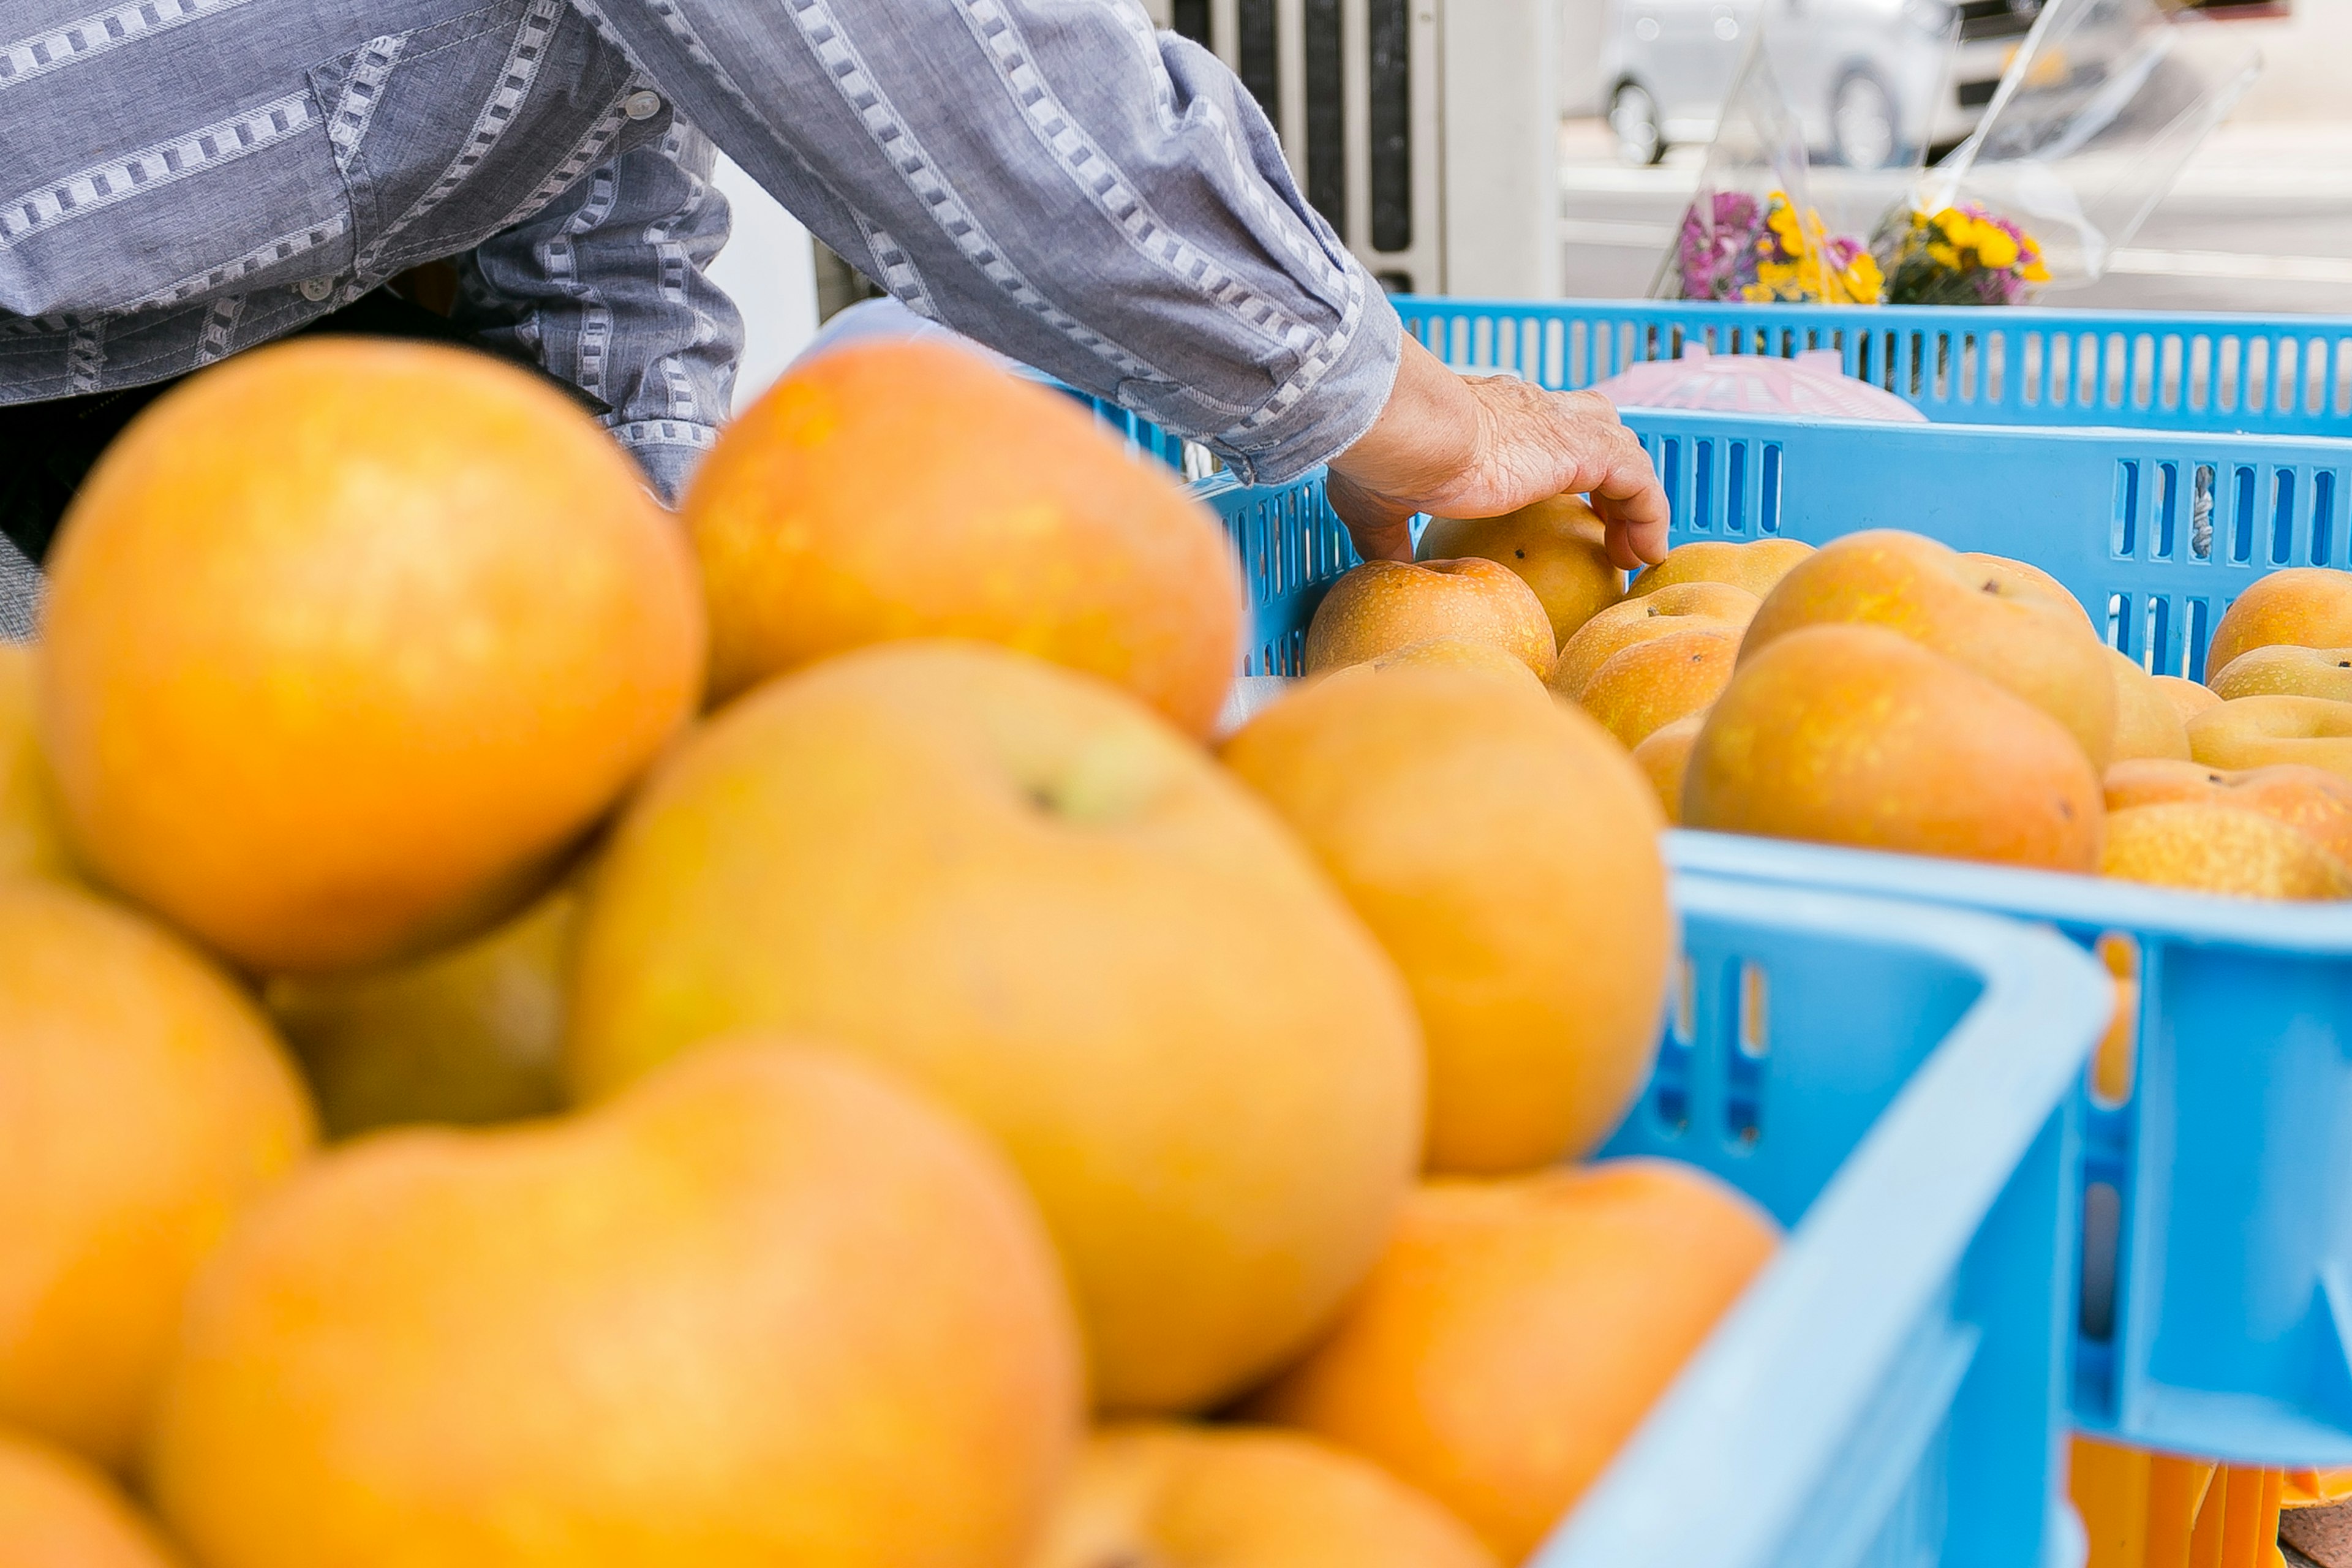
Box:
[564, 0, 1401, 486]
[454, 118, 744, 505]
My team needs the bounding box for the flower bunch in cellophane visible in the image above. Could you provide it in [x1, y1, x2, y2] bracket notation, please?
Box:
[1743, 192, 1883, 306]
[1874, 203, 2050, 306]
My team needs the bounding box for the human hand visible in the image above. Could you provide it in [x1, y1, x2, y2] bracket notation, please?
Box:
[1325, 336, 1670, 569]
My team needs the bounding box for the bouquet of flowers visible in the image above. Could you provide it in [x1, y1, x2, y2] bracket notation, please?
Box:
[1747, 193, 1884, 306]
[1873, 203, 2051, 306]
[1669, 189, 1883, 305]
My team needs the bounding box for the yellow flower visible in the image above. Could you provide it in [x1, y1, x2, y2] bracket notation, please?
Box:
[1928, 242, 1960, 269]
[2022, 259, 2051, 283]
[1741, 282, 1774, 302]
[1935, 208, 1973, 242]
[1976, 229, 2019, 269]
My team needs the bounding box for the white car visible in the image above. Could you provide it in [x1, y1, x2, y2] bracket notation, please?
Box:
[1601, 0, 2043, 167]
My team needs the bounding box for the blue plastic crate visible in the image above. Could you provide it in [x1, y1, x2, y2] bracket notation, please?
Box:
[1400, 298, 2352, 437]
[1553, 868, 2108, 1568]
[1613, 409, 2352, 682]
[1669, 832, 2352, 1472]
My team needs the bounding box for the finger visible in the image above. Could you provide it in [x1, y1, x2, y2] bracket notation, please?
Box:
[1325, 478, 1419, 564]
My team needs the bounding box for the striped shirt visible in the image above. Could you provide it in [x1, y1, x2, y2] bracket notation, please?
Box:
[0, 0, 1400, 495]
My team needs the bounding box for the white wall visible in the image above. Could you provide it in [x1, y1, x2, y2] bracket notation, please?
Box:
[706, 154, 821, 412]
[2221, 0, 2352, 121]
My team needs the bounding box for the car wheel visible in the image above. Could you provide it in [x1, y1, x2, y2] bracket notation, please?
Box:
[1610, 82, 1666, 168]
[1830, 72, 1902, 169]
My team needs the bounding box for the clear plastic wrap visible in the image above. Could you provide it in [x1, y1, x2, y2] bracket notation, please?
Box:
[1880, 0, 2262, 303]
[1654, 32, 1892, 305]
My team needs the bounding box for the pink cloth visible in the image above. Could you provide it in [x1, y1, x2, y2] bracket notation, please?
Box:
[1591, 346, 1928, 423]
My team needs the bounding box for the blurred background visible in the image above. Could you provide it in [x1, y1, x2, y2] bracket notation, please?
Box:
[713, 0, 2351, 408]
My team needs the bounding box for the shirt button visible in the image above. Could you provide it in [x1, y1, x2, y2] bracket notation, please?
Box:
[622, 89, 663, 121]
[297, 277, 336, 303]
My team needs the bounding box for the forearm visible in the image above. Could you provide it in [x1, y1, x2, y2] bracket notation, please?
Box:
[570, 0, 1400, 485]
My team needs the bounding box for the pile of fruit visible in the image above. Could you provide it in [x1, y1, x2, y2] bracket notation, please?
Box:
[4, 338, 1790, 1568]
[1313, 500, 2352, 902]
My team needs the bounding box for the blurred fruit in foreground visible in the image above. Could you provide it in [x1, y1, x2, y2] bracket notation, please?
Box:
[2189, 695, 2352, 783]
[1030, 1423, 1495, 1568]
[1248, 1161, 1779, 1562]
[0, 1425, 183, 1568]
[2105, 758, 2352, 870]
[2204, 566, 2352, 676]
[0, 881, 314, 1466]
[1743, 532, 2117, 769]
[1550, 583, 1759, 701]
[264, 880, 580, 1139]
[0, 644, 73, 882]
[2208, 644, 2352, 703]
[688, 341, 1241, 734]
[1686, 625, 2105, 872]
[1304, 560, 1556, 679]
[146, 1042, 1080, 1568]
[1626, 538, 1812, 600]
[2152, 674, 2223, 725]
[40, 339, 703, 974]
[1577, 626, 1741, 750]
[2100, 803, 2352, 900]
[1967, 554, 2095, 635]
[1632, 713, 1705, 825]
[1363, 637, 1551, 699]
[1223, 667, 1666, 1175]
[2105, 650, 2192, 763]
[565, 642, 1422, 1413]
[1417, 497, 1621, 646]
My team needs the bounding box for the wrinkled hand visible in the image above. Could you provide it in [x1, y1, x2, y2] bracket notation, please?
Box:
[1325, 336, 1670, 569]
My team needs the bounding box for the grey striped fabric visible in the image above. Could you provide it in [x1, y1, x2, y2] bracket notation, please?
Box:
[0, 0, 1398, 494]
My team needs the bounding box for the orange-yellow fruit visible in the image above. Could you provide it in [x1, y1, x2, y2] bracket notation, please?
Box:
[2189, 696, 2352, 784]
[1743, 530, 2117, 769]
[1030, 1423, 1496, 1568]
[2099, 803, 2352, 900]
[2106, 649, 2192, 763]
[1626, 538, 1812, 600]
[1632, 714, 1705, 826]
[2206, 567, 2352, 675]
[1578, 627, 1742, 750]
[1222, 668, 1667, 1175]
[2105, 758, 2352, 869]
[145, 1042, 1083, 1568]
[0, 880, 314, 1467]
[1685, 625, 2105, 872]
[1362, 638, 1553, 701]
[40, 339, 704, 974]
[1550, 583, 1759, 700]
[2209, 644, 2352, 703]
[565, 641, 1422, 1412]
[1247, 1161, 1779, 1562]
[0, 1425, 184, 1568]
[2154, 675, 2223, 725]
[1417, 497, 1622, 646]
[263, 879, 580, 1139]
[1967, 554, 2095, 635]
[0, 644, 74, 882]
[1305, 560, 1556, 679]
[687, 341, 1242, 733]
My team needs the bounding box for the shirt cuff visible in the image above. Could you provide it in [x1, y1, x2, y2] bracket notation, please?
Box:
[1194, 275, 1403, 489]
[611, 418, 723, 507]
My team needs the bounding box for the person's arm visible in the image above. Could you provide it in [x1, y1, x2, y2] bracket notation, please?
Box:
[1326, 336, 1671, 567]
[569, 0, 1665, 560]
[454, 121, 743, 505]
